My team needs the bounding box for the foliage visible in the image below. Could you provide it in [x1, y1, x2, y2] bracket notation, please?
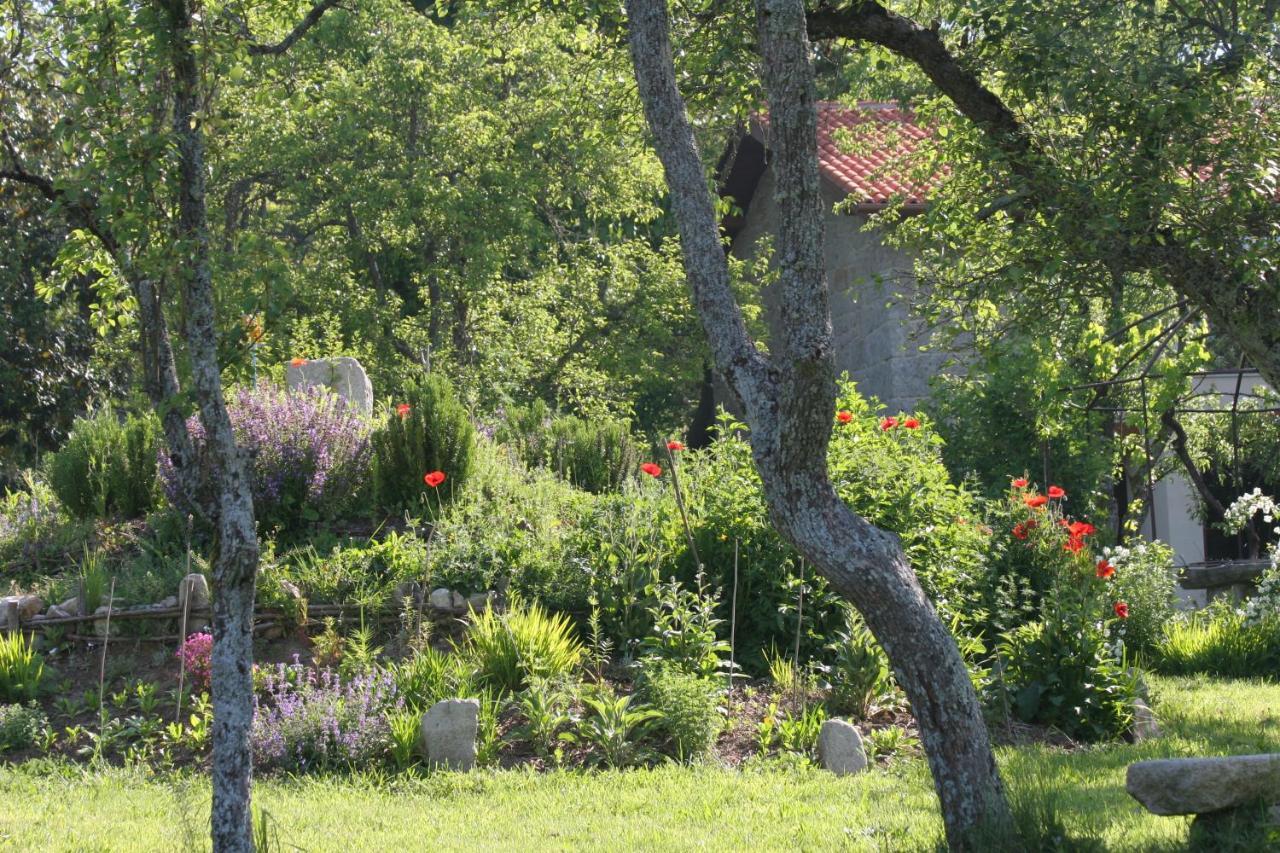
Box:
[371, 373, 475, 514]
[1155, 606, 1280, 680]
[1099, 541, 1179, 657]
[47, 407, 158, 520]
[512, 677, 576, 760]
[682, 391, 989, 671]
[463, 599, 585, 692]
[0, 703, 48, 754]
[990, 619, 1138, 742]
[758, 701, 826, 758]
[496, 402, 639, 494]
[0, 633, 45, 703]
[638, 576, 730, 678]
[252, 663, 401, 772]
[637, 660, 722, 761]
[820, 608, 894, 719]
[276, 530, 428, 608]
[560, 686, 663, 769]
[393, 645, 480, 713]
[160, 385, 371, 535]
[864, 725, 920, 763]
[177, 633, 213, 693]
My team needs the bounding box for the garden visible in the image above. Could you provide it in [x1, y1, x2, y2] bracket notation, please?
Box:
[4, 0, 1280, 850]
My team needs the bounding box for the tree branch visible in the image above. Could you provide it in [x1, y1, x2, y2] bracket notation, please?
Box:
[246, 0, 342, 56]
[625, 0, 773, 413]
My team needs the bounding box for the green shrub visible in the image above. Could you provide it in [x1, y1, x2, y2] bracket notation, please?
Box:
[988, 619, 1138, 742]
[278, 530, 429, 607]
[497, 402, 639, 493]
[638, 576, 730, 678]
[560, 685, 662, 768]
[0, 702, 48, 753]
[463, 598, 585, 692]
[372, 373, 475, 514]
[637, 660, 722, 760]
[0, 632, 45, 702]
[822, 608, 894, 719]
[1155, 606, 1280, 679]
[46, 407, 158, 519]
[1100, 541, 1179, 657]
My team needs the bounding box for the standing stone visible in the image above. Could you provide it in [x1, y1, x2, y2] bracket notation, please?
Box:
[0, 600, 17, 633]
[817, 719, 868, 776]
[1130, 698, 1161, 741]
[285, 356, 373, 417]
[420, 698, 480, 770]
[1127, 754, 1280, 815]
[179, 574, 211, 612]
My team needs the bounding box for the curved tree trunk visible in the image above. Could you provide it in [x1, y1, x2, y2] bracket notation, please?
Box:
[160, 2, 260, 850]
[625, 0, 1011, 846]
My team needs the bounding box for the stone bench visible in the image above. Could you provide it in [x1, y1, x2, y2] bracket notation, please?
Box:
[1127, 754, 1280, 830]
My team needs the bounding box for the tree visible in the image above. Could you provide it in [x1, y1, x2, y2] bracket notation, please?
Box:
[806, 0, 1280, 393]
[624, 0, 1011, 847]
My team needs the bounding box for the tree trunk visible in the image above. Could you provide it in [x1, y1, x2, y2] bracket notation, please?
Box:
[625, 0, 1011, 847]
[159, 2, 260, 850]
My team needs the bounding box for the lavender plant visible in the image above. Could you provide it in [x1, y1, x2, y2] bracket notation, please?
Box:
[160, 384, 372, 533]
[252, 661, 401, 772]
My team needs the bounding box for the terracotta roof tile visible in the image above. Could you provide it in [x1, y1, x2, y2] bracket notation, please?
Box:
[758, 102, 934, 208]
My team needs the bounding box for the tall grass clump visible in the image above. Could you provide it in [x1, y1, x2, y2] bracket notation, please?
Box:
[372, 373, 475, 513]
[47, 407, 158, 519]
[464, 598, 585, 691]
[0, 632, 45, 702]
[1155, 607, 1280, 679]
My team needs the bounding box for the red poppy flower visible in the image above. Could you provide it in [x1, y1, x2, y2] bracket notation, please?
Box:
[1012, 478, 1029, 489]
[903, 417, 920, 429]
[1066, 521, 1096, 538]
[1096, 559, 1115, 579]
[396, 403, 411, 418]
[640, 463, 662, 478]
[1063, 537, 1085, 554]
[880, 417, 898, 431]
[1114, 601, 1129, 619]
[289, 357, 308, 367]
[1047, 485, 1066, 499]
[836, 410, 853, 424]
[1012, 522, 1028, 540]
[423, 471, 446, 488]
[1024, 494, 1048, 509]
[666, 440, 685, 451]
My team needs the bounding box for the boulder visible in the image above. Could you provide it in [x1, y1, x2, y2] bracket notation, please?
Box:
[420, 698, 480, 770]
[93, 602, 119, 639]
[285, 356, 373, 417]
[158, 596, 179, 610]
[178, 574, 210, 612]
[59, 597, 83, 616]
[428, 588, 453, 611]
[466, 591, 493, 612]
[817, 719, 868, 776]
[1127, 754, 1280, 815]
[1, 595, 43, 628]
[450, 591, 466, 611]
[1130, 698, 1161, 741]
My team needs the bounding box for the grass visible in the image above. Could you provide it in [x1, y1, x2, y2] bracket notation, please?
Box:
[1, 676, 1277, 851]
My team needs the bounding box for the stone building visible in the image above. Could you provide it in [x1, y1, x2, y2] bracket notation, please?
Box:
[721, 101, 946, 413]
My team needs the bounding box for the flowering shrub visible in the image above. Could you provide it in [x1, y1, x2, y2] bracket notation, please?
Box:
[177, 632, 214, 692]
[371, 373, 474, 513]
[252, 662, 401, 771]
[159, 384, 371, 533]
[1098, 541, 1178, 654]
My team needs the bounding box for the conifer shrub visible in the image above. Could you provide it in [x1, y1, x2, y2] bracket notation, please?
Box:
[372, 374, 475, 513]
[47, 407, 159, 519]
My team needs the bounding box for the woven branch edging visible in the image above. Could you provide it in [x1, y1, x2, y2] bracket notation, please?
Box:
[20, 600, 475, 629]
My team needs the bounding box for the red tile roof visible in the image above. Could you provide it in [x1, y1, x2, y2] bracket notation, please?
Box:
[758, 101, 934, 209]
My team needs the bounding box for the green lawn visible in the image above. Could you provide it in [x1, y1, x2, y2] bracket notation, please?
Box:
[1, 676, 1276, 852]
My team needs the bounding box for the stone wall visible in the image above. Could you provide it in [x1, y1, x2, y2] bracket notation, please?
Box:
[730, 168, 950, 414]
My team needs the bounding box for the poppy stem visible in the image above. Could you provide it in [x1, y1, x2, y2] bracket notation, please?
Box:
[664, 443, 702, 575]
